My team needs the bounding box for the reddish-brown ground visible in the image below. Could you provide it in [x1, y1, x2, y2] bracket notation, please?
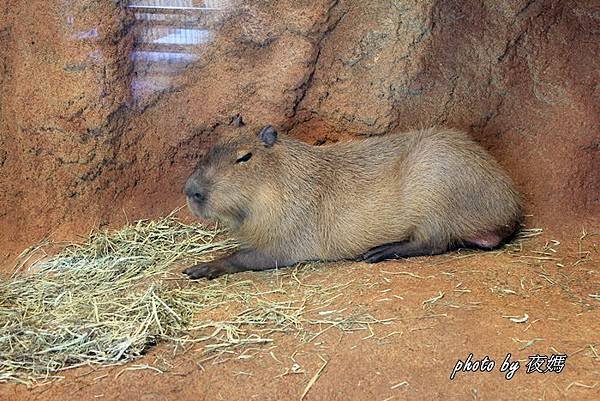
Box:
[1, 234, 599, 401]
[1, 0, 598, 265]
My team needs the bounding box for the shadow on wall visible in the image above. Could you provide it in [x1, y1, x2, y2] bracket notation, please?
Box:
[285, 0, 598, 221]
[406, 0, 600, 219]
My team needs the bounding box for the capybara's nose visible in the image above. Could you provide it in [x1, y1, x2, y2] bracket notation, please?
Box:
[184, 180, 206, 203]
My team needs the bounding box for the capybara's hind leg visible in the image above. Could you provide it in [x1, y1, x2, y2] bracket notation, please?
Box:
[465, 232, 502, 250]
[464, 224, 519, 250]
[361, 241, 447, 263]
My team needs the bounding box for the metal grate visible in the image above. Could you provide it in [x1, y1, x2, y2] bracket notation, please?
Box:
[128, 0, 230, 102]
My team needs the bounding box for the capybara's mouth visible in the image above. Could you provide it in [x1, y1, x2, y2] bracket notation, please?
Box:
[186, 197, 209, 219]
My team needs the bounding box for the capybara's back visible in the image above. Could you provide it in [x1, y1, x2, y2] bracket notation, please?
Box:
[286, 128, 522, 262]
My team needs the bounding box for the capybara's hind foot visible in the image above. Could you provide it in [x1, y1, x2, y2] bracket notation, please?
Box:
[361, 241, 447, 263]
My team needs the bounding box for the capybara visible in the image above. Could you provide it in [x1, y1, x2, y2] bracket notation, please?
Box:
[183, 117, 522, 279]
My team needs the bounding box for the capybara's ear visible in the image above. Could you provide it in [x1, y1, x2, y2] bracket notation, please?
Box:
[231, 114, 245, 127]
[258, 125, 278, 147]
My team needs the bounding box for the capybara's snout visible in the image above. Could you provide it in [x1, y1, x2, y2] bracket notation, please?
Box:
[184, 177, 207, 205]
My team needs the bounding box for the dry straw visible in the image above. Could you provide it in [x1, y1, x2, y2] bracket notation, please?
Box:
[0, 211, 390, 384]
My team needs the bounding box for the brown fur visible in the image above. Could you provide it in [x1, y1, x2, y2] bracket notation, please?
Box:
[183, 123, 522, 279]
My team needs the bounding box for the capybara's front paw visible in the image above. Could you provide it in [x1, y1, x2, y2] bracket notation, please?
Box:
[182, 262, 227, 280]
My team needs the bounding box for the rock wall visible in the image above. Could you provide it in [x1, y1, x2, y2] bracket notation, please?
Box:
[1, 0, 598, 268]
[0, 0, 134, 262]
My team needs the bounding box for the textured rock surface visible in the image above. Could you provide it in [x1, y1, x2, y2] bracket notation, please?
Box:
[1, 0, 134, 257]
[1, 0, 599, 263]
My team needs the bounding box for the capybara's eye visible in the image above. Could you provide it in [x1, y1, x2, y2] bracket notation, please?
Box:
[235, 152, 252, 163]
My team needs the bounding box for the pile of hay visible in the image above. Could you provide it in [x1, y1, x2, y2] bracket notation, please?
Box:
[0, 212, 388, 384]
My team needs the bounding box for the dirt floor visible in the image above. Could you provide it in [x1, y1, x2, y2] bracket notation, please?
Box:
[1, 231, 598, 401]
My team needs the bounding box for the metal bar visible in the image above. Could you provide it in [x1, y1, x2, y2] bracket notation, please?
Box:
[128, 5, 223, 12]
[133, 17, 207, 27]
[135, 43, 201, 52]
